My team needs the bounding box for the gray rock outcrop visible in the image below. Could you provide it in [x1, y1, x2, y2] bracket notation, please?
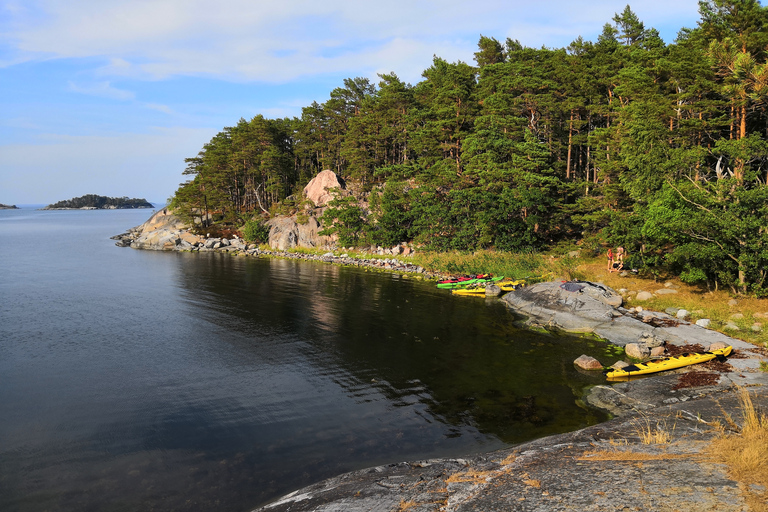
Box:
[501, 281, 624, 335]
[266, 215, 333, 251]
[111, 207, 199, 250]
[112, 206, 335, 253]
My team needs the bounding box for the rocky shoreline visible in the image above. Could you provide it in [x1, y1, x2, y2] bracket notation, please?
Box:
[114, 209, 768, 511]
[111, 208, 447, 279]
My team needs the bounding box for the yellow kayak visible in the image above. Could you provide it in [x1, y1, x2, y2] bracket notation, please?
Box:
[451, 279, 524, 296]
[605, 345, 732, 380]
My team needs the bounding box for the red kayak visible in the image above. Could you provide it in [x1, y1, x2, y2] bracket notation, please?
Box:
[436, 274, 493, 289]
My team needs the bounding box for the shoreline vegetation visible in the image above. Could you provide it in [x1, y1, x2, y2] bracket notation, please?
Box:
[0, 203, 19, 209]
[42, 194, 153, 210]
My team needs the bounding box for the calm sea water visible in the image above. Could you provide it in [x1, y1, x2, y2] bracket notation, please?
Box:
[0, 208, 611, 511]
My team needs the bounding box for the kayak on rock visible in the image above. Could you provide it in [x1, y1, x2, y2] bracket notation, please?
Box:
[605, 345, 733, 380]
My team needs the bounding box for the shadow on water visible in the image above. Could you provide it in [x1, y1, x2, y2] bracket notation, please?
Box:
[163, 253, 612, 507]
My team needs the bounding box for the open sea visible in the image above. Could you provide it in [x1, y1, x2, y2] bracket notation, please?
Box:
[0, 207, 611, 511]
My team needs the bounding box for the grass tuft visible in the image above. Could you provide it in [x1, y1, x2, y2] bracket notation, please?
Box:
[578, 451, 694, 461]
[634, 417, 674, 445]
[445, 469, 494, 484]
[707, 387, 768, 512]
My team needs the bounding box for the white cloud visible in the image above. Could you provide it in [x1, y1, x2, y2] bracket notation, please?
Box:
[5, 0, 701, 83]
[68, 80, 135, 100]
[144, 103, 173, 114]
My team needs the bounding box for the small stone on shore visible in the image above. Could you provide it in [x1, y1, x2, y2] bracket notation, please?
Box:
[625, 342, 650, 359]
[610, 360, 630, 370]
[574, 355, 603, 370]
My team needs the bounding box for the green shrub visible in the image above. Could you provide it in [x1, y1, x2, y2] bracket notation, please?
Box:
[242, 219, 270, 243]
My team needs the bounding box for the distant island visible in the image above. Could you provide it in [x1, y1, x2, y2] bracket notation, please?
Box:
[0, 204, 19, 209]
[42, 195, 154, 210]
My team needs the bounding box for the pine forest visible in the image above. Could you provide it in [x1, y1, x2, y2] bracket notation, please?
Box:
[170, 1, 768, 295]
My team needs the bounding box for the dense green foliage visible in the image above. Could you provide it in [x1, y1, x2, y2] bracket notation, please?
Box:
[45, 195, 153, 209]
[241, 218, 270, 243]
[171, 1, 768, 294]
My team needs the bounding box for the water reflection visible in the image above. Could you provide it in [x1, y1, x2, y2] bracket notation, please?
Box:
[174, 254, 609, 446]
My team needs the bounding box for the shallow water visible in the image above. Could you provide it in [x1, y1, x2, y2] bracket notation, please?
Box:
[0, 208, 612, 511]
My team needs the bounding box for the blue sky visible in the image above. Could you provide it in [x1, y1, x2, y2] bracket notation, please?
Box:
[1, 0, 701, 205]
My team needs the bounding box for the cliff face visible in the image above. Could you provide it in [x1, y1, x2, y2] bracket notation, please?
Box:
[264, 169, 343, 250]
[266, 215, 334, 251]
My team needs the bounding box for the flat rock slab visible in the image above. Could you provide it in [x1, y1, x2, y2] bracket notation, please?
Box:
[254, 387, 768, 512]
[501, 281, 766, 374]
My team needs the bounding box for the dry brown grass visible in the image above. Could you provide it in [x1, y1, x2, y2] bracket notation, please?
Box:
[707, 387, 768, 512]
[634, 417, 675, 445]
[445, 469, 495, 484]
[578, 451, 696, 461]
[522, 478, 541, 488]
[500, 453, 517, 465]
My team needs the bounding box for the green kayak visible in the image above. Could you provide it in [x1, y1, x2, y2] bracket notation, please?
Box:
[436, 275, 504, 289]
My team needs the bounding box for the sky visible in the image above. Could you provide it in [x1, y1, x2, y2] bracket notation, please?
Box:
[1, 0, 703, 206]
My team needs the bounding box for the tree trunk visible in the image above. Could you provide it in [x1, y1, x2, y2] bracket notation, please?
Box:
[566, 109, 574, 179]
[740, 103, 747, 140]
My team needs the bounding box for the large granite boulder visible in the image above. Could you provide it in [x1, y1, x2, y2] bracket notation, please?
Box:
[501, 280, 753, 351]
[267, 215, 333, 251]
[135, 207, 187, 233]
[304, 170, 345, 207]
[502, 281, 623, 334]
